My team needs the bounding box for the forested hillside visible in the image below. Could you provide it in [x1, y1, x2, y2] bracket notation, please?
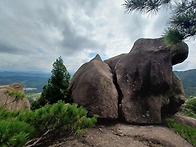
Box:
[175, 69, 196, 98]
[0, 71, 50, 94]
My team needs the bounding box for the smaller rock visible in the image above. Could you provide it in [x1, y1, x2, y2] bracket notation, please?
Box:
[172, 114, 196, 128]
[0, 83, 30, 111]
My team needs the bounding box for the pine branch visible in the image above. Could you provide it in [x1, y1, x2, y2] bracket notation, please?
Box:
[174, 0, 196, 16]
[124, 0, 172, 13]
[124, 0, 196, 42]
[26, 129, 53, 147]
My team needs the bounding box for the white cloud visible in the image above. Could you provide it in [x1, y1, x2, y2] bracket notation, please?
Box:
[0, 0, 195, 73]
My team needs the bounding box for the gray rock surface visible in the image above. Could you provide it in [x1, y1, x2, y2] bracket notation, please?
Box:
[69, 55, 118, 119]
[104, 53, 127, 70]
[115, 38, 188, 124]
[50, 121, 193, 147]
[0, 83, 30, 111]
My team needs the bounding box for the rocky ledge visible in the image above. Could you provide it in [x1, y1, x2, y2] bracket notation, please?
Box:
[50, 116, 194, 147]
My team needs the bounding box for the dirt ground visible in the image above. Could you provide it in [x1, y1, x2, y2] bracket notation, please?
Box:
[50, 120, 194, 147]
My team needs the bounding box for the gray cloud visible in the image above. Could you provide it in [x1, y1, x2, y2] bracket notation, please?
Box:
[61, 25, 104, 54]
[0, 44, 30, 55]
[0, 0, 195, 73]
[72, 0, 103, 17]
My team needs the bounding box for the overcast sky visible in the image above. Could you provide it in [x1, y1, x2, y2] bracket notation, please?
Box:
[0, 0, 195, 73]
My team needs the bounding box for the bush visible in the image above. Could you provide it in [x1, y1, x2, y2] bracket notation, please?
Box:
[166, 118, 196, 146]
[0, 101, 98, 146]
[163, 29, 184, 45]
[0, 119, 35, 147]
[183, 98, 196, 119]
[4, 90, 25, 100]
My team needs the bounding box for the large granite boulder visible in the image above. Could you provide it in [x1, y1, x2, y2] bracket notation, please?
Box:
[114, 38, 188, 124]
[0, 83, 30, 111]
[69, 55, 118, 119]
[69, 38, 188, 124]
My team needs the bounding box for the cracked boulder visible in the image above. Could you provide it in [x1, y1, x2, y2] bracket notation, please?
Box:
[69, 55, 118, 119]
[114, 38, 188, 124]
[69, 38, 188, 124]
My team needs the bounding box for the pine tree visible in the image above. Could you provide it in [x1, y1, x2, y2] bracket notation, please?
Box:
[124, 0, 196, 45]
[32, 57, 71, 110]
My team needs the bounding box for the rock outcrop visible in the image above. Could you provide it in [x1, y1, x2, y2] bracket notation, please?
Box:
[0, 83, 30, 111]
[69, 38, 188, 124]
[51, 122, 193, 147]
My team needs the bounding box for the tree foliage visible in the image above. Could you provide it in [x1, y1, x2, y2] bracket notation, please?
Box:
[32, 57, 71, 110]
[183, 98, 196, 118]
[0, 101, 98, 146]
[0, 119, 35, 147]
[124, 0, 196, 44]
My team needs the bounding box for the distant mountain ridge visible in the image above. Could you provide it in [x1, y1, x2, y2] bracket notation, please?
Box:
[0, 71, 51, 77]
[0, 71, 50, 94]
[174, 69, 196, 98]
[0, 70, 195, 98]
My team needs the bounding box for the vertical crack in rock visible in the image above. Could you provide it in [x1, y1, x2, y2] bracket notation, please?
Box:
[112, 70, 123, 120]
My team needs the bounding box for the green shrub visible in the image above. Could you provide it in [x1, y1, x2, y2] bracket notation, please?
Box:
[163, 28, 184, 45]
[30, 101, 97, 136]
[4, 90, 25, 100]
[0, 107, 21, 120]
[183, 98, 196, 119]
[166, 118, 196, 146]
[0, 101, 98, 146]
[0, 119, 35, 147]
